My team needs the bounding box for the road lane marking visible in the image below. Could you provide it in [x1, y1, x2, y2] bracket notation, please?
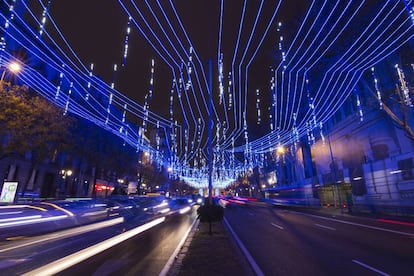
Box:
[22, 217, 165, 276]
[224, 218, 265, 276]
[293, 211, 414, 237]
[271, 222, 284, 230]
[352, 259, 390, 276]
[315, 224, 336, 231]
[160, 217, 198, 276]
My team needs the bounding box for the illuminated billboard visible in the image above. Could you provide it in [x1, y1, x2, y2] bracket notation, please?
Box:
[0, 181, 19, 203]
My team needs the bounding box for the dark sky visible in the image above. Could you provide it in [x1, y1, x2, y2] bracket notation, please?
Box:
[48, 1, 158, 110]
[44, 0, 301, 123]
[14, 1, 414, 153]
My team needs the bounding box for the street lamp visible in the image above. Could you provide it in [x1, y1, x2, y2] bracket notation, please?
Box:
[0, 61, 22, 84]
[326, 128, 343, 213]
[59, 169, 73, 197]
[276, 146, 286, 155]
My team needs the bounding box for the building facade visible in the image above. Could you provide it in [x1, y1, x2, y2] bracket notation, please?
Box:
[265, 55, 414, 210]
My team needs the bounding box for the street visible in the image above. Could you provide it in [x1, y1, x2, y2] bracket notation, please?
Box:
[0, 206, 197, 275]
[224, 204, 414, 275]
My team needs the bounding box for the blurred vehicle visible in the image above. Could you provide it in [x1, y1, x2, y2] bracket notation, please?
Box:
[0, 198, 109, 240]
[191, 194, 204, 205]
[169, 197, 193, 215]
[105, 195, 140, 219]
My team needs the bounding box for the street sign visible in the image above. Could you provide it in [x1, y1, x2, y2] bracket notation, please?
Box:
[0, 181, 19, 203]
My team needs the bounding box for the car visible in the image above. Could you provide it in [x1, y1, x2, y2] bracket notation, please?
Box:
[169, 197, 193, 215]
[191, 194, 204, 205]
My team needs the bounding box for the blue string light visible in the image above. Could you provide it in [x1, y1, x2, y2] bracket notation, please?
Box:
[371, 67, 383, 109]
[122, 16, 131, 67]
[37, 0, 52, 38]
[2, 0, 413, 188]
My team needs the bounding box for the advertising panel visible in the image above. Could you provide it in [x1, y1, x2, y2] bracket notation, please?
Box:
[0, 181, 19, 203]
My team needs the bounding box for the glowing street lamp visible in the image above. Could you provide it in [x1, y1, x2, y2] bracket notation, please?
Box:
[276, 146, 286, 155]
[58, 169, 74, 197]
[9, 62, 21, 73]
[60, 169, 73, 178]
[0, 61, 22, 84]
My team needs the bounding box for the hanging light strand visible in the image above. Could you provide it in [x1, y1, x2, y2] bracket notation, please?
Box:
[354, 89, 364, 122]
[106, 64, 117, 125]
[55, 69, 64, 99]
[1, 0, 16, 61]
[256, 88, 261, 124]
[371, 67, 383, 109]
[86, 63, 94, 100]
[63, 81, 73, 116]
[395, 64, 413, 107]
[270, 67, 275, 132]
[219, 52, 224, 104]
[227, 72, 232, 110]
[38, 0, 52, 38]
[122, 16, 132, 67]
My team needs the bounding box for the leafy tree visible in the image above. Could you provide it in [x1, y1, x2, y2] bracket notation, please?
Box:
[0, 82, 163, 197]
[0, 83, 75, 194]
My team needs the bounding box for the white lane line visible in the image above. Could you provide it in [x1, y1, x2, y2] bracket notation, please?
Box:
[352, 259, 390, 276]
[315, 224, 336, 231]
[224, 218, 265, 276]
[292, 211, 414, 237]
[22, 217, 165, 276]
[271, 222, 284, 230]
[159, 217, 198, 276]
[248, 212, 255, 216]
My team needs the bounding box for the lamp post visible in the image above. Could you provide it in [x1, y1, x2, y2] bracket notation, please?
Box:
[326, 128, 343, 213]
[0, 61, 21, 85]
[59, 169, 73, 198]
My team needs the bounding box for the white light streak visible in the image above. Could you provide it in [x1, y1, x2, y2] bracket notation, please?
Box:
[23, 217, 165, 276]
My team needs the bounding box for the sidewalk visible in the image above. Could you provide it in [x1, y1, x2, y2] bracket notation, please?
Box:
[168, 218, 255, 276]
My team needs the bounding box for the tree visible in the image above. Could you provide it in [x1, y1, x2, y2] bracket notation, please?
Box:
[197, 200, 224, 235]
[0, 83, 75, 194]
[0, 83, 165, 198]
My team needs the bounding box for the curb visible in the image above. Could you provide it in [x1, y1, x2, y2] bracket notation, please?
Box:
[163, 217, 200, 276]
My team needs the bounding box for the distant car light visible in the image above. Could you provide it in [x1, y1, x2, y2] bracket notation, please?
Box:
[179, 206, 191, 214]
[159, 208, 170, 214]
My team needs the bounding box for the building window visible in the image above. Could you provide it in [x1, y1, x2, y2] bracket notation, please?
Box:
[372, 144, 389, 160]
[398, 158, 413, 180]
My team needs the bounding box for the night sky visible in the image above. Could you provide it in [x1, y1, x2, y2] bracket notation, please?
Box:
[39, 2, 307, 144]
[44, 1, 303, 123]
[5, 1, 414, 158]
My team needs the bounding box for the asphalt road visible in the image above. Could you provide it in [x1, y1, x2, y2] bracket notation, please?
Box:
[59, 211, 196, 276]
[224, 204, 414, 276]
[0, 207, 197, 275]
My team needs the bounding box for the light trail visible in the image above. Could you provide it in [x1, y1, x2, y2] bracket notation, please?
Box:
[22, 217, 165, 276]
[0, 217, 124, 253]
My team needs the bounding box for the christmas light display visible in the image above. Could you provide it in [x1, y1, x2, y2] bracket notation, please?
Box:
[0, 0, 413, 189]
[37, 0, 52, 38]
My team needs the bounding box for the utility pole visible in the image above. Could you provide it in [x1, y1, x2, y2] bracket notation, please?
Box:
[208, 60, 213, 204]
[327, 127, 343, 213]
